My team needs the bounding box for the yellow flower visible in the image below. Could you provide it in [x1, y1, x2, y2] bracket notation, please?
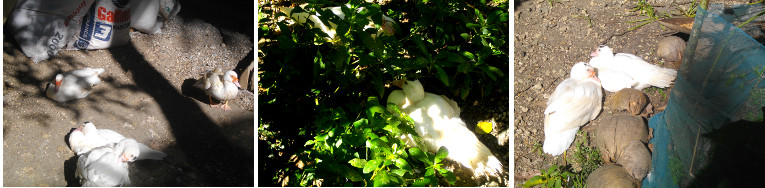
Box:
[475, 120, 494, 134]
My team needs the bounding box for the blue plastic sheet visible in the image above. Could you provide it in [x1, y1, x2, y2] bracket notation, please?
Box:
[643, 5, 765, 187]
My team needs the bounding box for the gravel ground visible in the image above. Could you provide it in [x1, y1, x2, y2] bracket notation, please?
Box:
[3, 1, 255, 186]
[513, 0, 750, 187]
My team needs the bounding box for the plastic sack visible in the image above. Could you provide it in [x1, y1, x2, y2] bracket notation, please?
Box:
[67, 0, 131, 50]
[7, 0, 97, 62]
[643, 4, 765, 187]
[130, 0, 181, 34]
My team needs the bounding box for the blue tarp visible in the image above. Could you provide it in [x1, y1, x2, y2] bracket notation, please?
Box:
[643, 4, 765, 188]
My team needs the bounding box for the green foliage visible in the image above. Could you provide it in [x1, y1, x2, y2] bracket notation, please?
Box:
[569, 131, 602, 187]
[259, 0, 507, 186]
[670, 0, 698, 18]
[524, 131, 602, 188]
[645, 87, 668, 100]
[627, 0, 671, 31]
[523, 164, 575, 188]
[295, 96, 456, 186]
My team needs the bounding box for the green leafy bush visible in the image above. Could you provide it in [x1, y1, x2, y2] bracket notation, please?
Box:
[258, 0, 508, 186]
[523, 131, 602, 188]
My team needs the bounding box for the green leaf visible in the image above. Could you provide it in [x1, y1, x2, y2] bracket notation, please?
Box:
[371, 12, 383, 26]
[353, 119, 368, 128]
[457, 63, 471, 73]
[522, 175, 548, 188]
[328, 127, 337, 137]
[460, 33, 470, 41]
[276, 35, 295, 50]
[276, 21, 292, 37]
[440, 51, 466, 64]
[363, 159, 381, 173]
[425, 168, 435, 177]
[460, 86, 470, 100]
[461, 51, 476, 60]
[349, 158, 367, 168]
[394, 158, 411, 170]
[466, 23, 482, 28]
[366, 104, 385, 120]
[391, 168, 407, 177]
[305, 140, 315, 146]
[412, 177, 431, 187]
[435, 146, 449, 163]
[478, 65, 497, 81]
[341, 165, 364, 182]
[414, 36, 431, 60]
[438, 168, 457, 185]
[475, 9, 484, 23]
[359, 31, 382, 56]
[408, 147, 430, 164]
[434, 65, 450, 86]
[373, 170, 391, 186]
[499, 12, 509, 22]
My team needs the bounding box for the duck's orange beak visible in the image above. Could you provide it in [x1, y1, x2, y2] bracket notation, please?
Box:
[121, 154, 130, 162]
[589, 69, 600, 82]
[54, 79, 62, 93]
[232, 75, 241, 88]
[391, 79, 405, 88]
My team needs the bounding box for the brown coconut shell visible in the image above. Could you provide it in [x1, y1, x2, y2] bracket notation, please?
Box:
[595, 114, 649, 163]
[586, 164, 637, 188]
[617, 140, 652, 181]
[657, 36, 686, 70]
[605, 88, 648, 116]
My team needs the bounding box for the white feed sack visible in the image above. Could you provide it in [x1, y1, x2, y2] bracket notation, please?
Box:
[8, 0, 97, 62]
[8, 0, 181, 62]
[68, 0, 132, 50]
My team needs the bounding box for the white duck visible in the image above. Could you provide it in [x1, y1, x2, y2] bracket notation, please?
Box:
[387, 79, 503, 177]
[278, 4, 396, 40]
[69, 122, 166, 160]
[75, 138, 139, 187]
[195, 69, 241, 111]
[46, 68, 105, 102]
[543, 62, 603, 156]
[589, 45, 677, 92]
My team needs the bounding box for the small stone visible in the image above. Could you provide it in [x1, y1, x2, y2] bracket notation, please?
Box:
[532, 83, 542, 90]
[520, 106, 529, 113]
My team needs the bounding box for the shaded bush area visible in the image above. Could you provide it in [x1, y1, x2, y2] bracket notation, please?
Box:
[258, 0, 508, 186]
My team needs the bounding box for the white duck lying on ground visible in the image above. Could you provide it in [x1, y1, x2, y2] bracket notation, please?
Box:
[69, 122, 166, 161]
[46, 68, 105, 102]
[386, 79, 502, 177]
[543, 62, 603, 156]
[589, 45, 677, 92]
[75, 138, 140, 187]
[194, 68, 241, 111]
[278, 4, 396, 40]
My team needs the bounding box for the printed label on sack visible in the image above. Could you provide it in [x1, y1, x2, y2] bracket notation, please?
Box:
[73, 0, 131, 50]
[47, 31, 65, 57]
[65, 1, 89, 27]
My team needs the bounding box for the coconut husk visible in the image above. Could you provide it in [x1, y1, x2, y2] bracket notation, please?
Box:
[605, 88, 648, 116]
[657, 36, 686, 70]
[595, 114, 649, 163]
[586, 164, 637, 188]
[617, 140, 652, 181]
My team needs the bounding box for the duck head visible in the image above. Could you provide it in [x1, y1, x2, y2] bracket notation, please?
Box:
[53, 74, 63, 93]
[391, 79, 425, 103]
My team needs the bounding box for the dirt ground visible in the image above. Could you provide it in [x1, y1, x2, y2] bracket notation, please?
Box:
[3, 1, 255, 186]
[513, 0, 751, 187]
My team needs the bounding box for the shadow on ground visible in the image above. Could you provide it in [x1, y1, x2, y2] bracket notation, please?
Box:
[107, 43, 253, 186]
